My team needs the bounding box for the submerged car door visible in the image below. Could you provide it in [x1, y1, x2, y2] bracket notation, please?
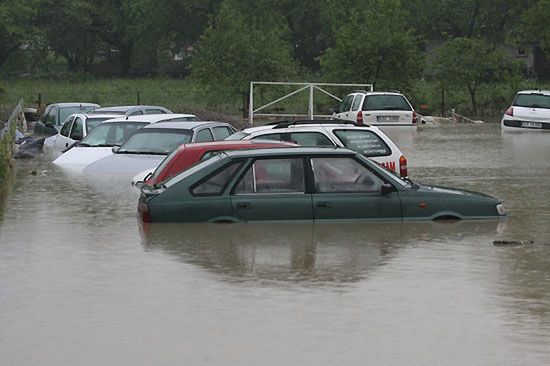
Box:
[231, 157, 313, 222]
[54, 116, 75, 151]
[310, 156, 402, 221]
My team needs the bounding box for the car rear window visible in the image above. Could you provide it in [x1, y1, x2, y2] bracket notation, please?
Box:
[513, 93, 550, 109]
[333, 129, 391, 157]
[119, 129, 193, 154]
[362, 95, 411, 111]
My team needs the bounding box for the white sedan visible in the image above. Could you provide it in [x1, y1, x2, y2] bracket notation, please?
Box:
[52, 113, 197, 170]
[43, 114, 119, 155]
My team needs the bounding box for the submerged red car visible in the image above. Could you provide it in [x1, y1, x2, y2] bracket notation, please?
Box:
[132, 140, 297, 187]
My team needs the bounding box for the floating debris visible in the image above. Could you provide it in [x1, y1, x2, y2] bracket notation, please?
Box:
[493, 240, 535, 247]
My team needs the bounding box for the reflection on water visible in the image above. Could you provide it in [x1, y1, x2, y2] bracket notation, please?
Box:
[140, 221, 503, 283]
[1, 123, 550, 365]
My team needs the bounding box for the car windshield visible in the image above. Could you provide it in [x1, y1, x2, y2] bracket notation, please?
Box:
[60, 106, 95, 122]
[363, 95, 411, 111]
[85, 117, 113, 134]
[79, 122, 147, 147]
[513, 93, 550, 109]
[225, 131, 250, 140]
[118, 129, 193, 154]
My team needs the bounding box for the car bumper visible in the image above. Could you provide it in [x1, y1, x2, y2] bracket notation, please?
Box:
[502, 118, 550, 130]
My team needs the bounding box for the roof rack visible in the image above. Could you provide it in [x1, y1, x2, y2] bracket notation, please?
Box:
[269, 119, 370, 129]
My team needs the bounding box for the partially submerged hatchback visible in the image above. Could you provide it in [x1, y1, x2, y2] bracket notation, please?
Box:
[138, 147, 506, 223]
[226, 120, 408, 177]
[53, 113, 197, 170]
[132, 140, 297, 187]
[501, 90, 550, 131]
[83, 121, 237, 178]
[332, 91, 416, 126]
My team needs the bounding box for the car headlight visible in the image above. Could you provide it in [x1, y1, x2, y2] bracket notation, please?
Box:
[496, 203, 507, 216]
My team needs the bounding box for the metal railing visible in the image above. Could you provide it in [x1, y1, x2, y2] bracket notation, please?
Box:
[248, 81, 373, 125]
[0, 100, 23, 141]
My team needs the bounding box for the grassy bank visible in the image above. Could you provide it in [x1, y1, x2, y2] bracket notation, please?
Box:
[1, 77, 549, 122]
[0, 104, 16, 181]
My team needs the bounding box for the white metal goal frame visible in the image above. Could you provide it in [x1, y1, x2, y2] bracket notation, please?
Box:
[248, 81, 374, 125]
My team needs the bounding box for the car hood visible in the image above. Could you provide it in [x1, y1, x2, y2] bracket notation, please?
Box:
[83, 153, 165, 177]
[417, 184, 496, 200]
[512, 106, 550, 121]
[52, 147, 113, 170]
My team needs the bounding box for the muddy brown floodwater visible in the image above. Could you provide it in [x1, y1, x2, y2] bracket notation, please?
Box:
[1, 123, 550, 365]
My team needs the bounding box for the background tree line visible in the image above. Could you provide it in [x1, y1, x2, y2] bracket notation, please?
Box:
[1, 0, 550, 115]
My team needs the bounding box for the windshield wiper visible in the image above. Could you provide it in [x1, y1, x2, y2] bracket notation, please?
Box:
[117, 151, 165, 155]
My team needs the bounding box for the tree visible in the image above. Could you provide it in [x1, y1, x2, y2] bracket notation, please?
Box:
[190, 0, 297, 100]
[521, 0, 550, 53]
[0, 0, 35, 71]
[434, 37, 518, 115]
[320, 0, 423, 90]
[35, 0, 100, 72]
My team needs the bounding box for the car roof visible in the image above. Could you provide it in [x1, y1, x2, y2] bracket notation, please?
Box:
[180, 140, 294, 149]
[48, 102, 100, 108]
[517, 90, 550, 96]
[102, 114, 196, 124]
[223, 146, 355, 159]
[241, 120, 380, 133]
[140, 121, 232, 130]
[350, 91, 404, 96]
[91, 105, 170, 113]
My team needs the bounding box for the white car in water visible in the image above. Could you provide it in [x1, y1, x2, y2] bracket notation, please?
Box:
[332, 91, 417, 126]
[225, 119, 408, 177]
[43, 113, 120, 155]
[52, 113, 197, 170]
[501, 90, 550, 131]
[83, 121, 237, 178]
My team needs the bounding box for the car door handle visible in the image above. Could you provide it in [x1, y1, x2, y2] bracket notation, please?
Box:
[65, 142, 69, 147]
[317, 201, 331, 208]
[236, 202, 251, 209]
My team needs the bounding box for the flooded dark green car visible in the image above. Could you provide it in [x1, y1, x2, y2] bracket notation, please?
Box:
[138, 148, 507, 223]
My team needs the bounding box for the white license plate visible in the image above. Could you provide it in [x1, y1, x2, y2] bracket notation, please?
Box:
[377, 115, 399, 122]
[521, 121, 542, 128]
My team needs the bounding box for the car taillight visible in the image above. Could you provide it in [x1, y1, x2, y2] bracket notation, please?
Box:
[138, 201, 151, 223]
[399, 155, 408, 177]
[505, 107, 513, 116]
[357, 111, 363, 125]
[412, 111, 417, 124]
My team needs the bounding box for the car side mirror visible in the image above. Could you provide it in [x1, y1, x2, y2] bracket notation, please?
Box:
[111, 146, 120, 153]
[45, 122, 54, 128]
[328, 107, 336, 114]
[73, 134, 83, 141]
[381, 183, 396, 196]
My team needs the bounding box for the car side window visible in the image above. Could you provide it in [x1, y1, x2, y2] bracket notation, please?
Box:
[144, 109, 165, 114]
[129, 110, 143, 116]
[351, 95, 363, 111]
[251, 133, 284, 142]
[336, 95, 354, 113]
[311, 157, 384, 193]
[70, 117, 84, 140]
[212, 126, 233, 140]
[333, 129, 391, 157]
[59, 117, 74, 137]
[288, 132, 333, 146]
[46, 107, 57, 124]
[194, 128, 214, 142]
[191, 162, 241, 196]
[234, 158, 304, 194]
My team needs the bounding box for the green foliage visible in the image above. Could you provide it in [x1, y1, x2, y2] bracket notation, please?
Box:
[434, 37, 521, 114]
[190, 0, 298, 103]
[0, 0, 36, 70]
[320, 0, 423, 91]
[521, 0, 550, 54]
